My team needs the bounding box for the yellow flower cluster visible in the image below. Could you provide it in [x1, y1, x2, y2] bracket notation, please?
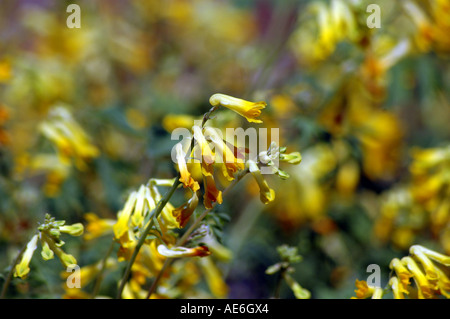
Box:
[374, 145, 450, 252]
[289, 0, 360, 64]
[81, 93, 303, 298]
[14, 214, 83, 279]
[403, 0, 450, 53]
[38, 106, 99, 170]
[353, 245, 450, 299]
[14, 106, 100, 197]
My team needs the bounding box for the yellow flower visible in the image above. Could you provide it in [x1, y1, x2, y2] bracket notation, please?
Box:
[209, 93, 266, 123]
[116, 229, 138, 262]
[0, 59, 12, 83]
[162, 114, 197, 133]
[336, 159, 360, 198]
[203, 174, 223, 209]
[401, 257, 434, 298]
[410, 245, 450, 266]
[389, 276, 406, 299]
[113, 190, 138, 240]
[131, 185, 149, 227]
[39, 107, 99, 170]
[280, 152, 302, 165]
[173, 192, 199, 228]
[353, 279, 382, 299]
[40, 232, 77, 268]
[60, 223, 84, 237]
[192, 125, 215, 176]
[147, 180, 179, 230]
[14, 234, 39, 279]
[409, 245, 439, 282]
[248, 160, 275, 204]
[403, 1, 435, 52]
[83, 213, 115, 241]
[389, 258, 413, 290]
[175, 143, 200, 192]
[204, 127, 244, 181]
[157, 245, 211, 258]
[201, 226, 232, 262]
[409, 146, 450, 175]
[284, 273, 311, 299]
[199, 256, 228, 298]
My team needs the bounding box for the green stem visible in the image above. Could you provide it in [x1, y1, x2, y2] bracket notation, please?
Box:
[145, 257, 172, 299]
[91, 239, 115, 299]
[0, 242, 28, 299]
[274, 267, 287, 299]
[115, 178, 181, 299]
[223, 198, 262, 278]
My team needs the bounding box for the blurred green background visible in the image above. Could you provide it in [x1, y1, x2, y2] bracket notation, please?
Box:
[0, 0, 449, 299]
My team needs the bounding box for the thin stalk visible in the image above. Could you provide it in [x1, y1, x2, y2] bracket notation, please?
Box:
[0, 242, 28, 299]
[115, 178, 181, 299]
[223, 198, 262, 278]
[91, 239, 115, 298]
[145, 257, 172, 299]
[274, 267, 288, 299]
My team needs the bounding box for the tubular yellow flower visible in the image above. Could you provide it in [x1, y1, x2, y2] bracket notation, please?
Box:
[83, 213, 115, 241]
[201, 226, 232, 262]
[336, 159, 360, 198]
[409, 245, 439, 282]
[353, 279, 375, 299]
[39, 107, 99, 170]
[14, 234, 39, 279]
[40, 232, 77, 268]
[113, 191, 138, 240]
[59, 223, 84, 237]
[199, 256, 229, 298]
[389, 258, 412, 291]
[403, 1, 434, 52]
[248, 160, 275, 204]
[389, 276, 406, 299]
[209, 93, 266, 123]
[147, 181, 179, 230]
[0, 59, 12, 83]
[131, 185, 148, 227]
[204, 127, 244, 181]
[175, 143, 200, 192]
[156, 245, 211, 258]
[411, 245, 450, 266]
[162, 114, 197, 133]
[40, 238, 54, 261]
[173, 192, 199, 228]
[117, 228, 138, 262]
[142, 241, 166, 275]
[402, 257, 434, 298]
[371, 287, 384, 299]
[192, 125, 215, 176]
[434, 265, 450, 298]
[203, 174, 223, 209]
[280, 152, 302, 165]
[284, 273, 311, 299]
